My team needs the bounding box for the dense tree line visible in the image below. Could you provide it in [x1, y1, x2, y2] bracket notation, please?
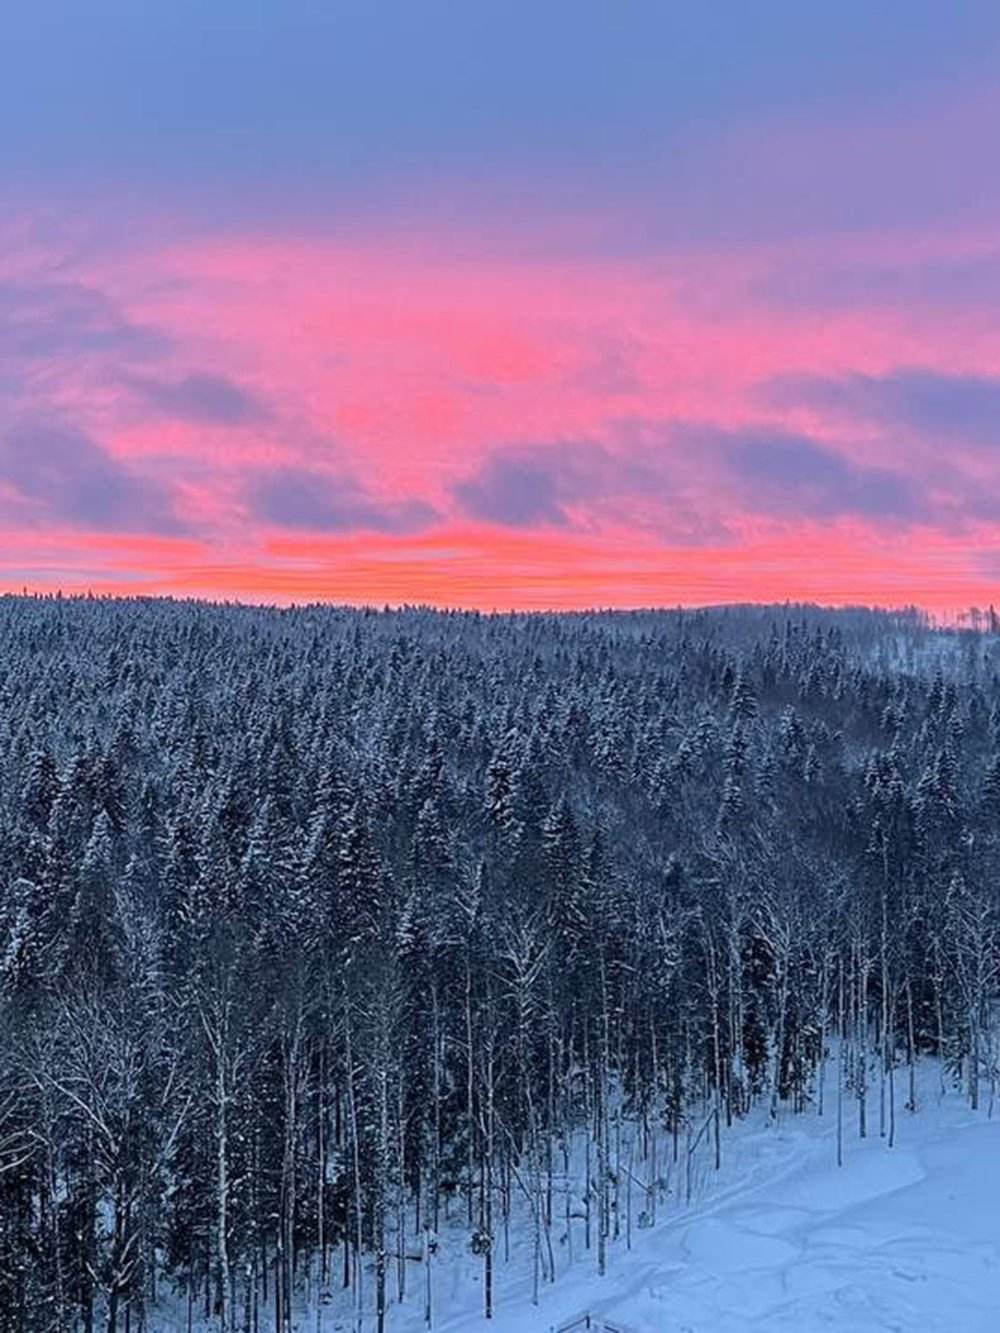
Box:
[1, 594, 1000, 1332]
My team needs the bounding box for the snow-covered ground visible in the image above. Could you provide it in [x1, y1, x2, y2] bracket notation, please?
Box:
[417, 1069, 1000, 1333]
[523, 1097, 1000, 1333]
[154, 1064, 1000, 1333]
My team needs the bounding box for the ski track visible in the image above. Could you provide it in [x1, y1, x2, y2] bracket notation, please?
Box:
[431, 1083, 1000, 1333]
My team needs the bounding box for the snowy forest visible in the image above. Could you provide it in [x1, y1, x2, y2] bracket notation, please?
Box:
[2, 593, 1000, 1333]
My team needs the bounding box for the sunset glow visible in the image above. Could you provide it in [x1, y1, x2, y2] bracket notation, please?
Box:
[4, 3, 1000, 610]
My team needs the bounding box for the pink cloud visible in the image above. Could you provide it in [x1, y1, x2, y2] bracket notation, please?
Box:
[3, 208, 1000, 609]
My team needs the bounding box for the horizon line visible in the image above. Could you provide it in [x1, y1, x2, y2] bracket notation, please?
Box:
[1, 585, 996, 629]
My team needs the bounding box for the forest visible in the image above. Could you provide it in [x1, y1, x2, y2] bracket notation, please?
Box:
[1, 594, 1000, 1333]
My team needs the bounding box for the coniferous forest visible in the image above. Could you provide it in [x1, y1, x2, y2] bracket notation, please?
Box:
[3, 594, 1000, 1333]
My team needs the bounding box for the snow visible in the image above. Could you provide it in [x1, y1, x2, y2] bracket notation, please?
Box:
[151, 1063, 1000, 1333]
[425, 1069, 1000, 1333]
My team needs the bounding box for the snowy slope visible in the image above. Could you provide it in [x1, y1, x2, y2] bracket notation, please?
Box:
[150, 1066, 1000, 1333]
[430, 1074, 1000, 1333]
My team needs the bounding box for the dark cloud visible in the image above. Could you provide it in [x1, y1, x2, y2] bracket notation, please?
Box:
[452, 439, 728, 541]
[0, 420, 186, 533]
[453, 456, 567, 526]
[0, 279, 168, 363]
[762, 368, 1000, 447]
[454, 428, 935, 535]
[248, 467, 436, 533]
[685, 424, 931, 524]
[125, 371, 268, 426]
[453, 442, 674, 530]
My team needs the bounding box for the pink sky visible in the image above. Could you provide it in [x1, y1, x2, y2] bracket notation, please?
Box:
[3, 4, 1000, 610]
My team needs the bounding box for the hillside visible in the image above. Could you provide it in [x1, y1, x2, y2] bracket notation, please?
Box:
[1, 597, 1000, 1332]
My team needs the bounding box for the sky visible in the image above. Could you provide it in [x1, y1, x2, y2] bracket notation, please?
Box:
[4, 2, 1000, 611]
